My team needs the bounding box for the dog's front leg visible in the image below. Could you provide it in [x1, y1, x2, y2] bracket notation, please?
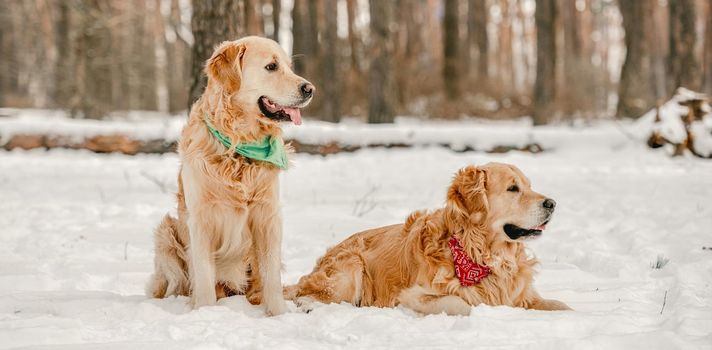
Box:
[187, 216, 217, 307]
[397, 285, 472, 316]
[249, 191, 288, 316]
[182, 166, 217, 308]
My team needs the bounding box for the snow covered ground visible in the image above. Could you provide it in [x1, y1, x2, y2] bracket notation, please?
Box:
[1, 122, 711, 349]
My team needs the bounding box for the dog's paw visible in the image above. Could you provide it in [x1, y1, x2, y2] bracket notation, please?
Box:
[190, 294, 217, 309]
[294, 296, 319, 314]
[265, 300, 289, 316]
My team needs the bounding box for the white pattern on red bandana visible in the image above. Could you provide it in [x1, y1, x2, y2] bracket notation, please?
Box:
[448, 237, 491, 286]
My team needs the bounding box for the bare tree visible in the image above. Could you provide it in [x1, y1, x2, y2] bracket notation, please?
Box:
[668, 0, 703, 93]
[291, 0, 316, 75]
[346, 0, 361, 72]
[705, 0, 712, 95]
[468, 0, 489, 82]
[53, 1, 73, 110]
[166, 0, 192, 113]
[245, 0, 264, 36]
[272, 0, 281, 42]
[533, 0, 557, 125]
[188, 0, 245, 109]
[151, 0, 169, 114]
[320, 0, 340, 122]
[76, 0, 113, 119]
[368, 0, 396, 123]
[443, 0, 461, 100]
[497, 0, 513, 92]
[617, 0, 657, 118]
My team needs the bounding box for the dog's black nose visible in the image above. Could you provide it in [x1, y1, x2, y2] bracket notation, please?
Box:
[300, 83, 314, 98]
[543, 198, 556, 210]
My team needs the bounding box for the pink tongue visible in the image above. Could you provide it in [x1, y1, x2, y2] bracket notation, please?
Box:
[534, 224, 547, 231]
[283, 107, 302, 125]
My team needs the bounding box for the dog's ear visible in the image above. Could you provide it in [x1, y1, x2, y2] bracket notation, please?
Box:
[446, 166, 489, 223]
[206, 41, 246, 94]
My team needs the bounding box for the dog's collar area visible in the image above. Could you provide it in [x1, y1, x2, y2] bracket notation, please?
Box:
[203, 113, 288, 170]
[448, 237, 491, 286]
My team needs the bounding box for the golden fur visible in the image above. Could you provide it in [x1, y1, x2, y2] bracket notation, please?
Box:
[285, 163, 571, 315]
[147, 36, 313, 315]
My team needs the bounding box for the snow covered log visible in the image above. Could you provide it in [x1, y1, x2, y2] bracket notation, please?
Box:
[641, 88, 712, 158]
[0, 109, 581, 156]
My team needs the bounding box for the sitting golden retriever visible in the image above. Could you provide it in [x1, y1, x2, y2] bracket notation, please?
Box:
[147, 36, 314, 315]
[285, 163, 571, 315]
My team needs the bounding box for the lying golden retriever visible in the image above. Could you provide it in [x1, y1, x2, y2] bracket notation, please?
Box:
[285, 163, 571, 315]
[147, 36, 314, 315]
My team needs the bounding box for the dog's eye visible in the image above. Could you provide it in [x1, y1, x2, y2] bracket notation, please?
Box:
[265, 63, 278, 71]
[507, 185, 519, 192]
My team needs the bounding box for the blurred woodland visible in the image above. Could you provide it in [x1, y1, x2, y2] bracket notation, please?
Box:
[0, 0, 711, 124]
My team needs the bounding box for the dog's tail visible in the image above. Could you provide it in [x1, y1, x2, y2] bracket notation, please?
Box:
[146, 214, 190, 298]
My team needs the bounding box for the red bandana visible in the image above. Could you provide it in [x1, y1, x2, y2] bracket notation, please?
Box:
[448, 237, 491, 286]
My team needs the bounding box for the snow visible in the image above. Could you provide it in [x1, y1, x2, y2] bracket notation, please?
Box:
[1, 121, 712, 349]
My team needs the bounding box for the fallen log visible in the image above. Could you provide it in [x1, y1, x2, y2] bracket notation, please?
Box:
[645, 88, 712, 158]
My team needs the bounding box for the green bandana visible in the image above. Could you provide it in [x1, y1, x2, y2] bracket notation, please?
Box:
[204, 116, 288, 170]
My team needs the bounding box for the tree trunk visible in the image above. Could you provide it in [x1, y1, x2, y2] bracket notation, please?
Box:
[443, 0, 461, 100]
[76, 0, 112, 119]
[188, 0, 245, 109]
[498, 0, 514, 93]
[272, 0, 281, 42]
[320, 0, 340, 122]
[291, 0, 315, 75]
[704, 0, 712, 95]
[533, 0, 557, 125]
[140, 0, 158, 111]
[617, 0, 657, 118]
[368, 0, 396, 123]
[245, 0, 264, 36]
[346, 0, 361, 72]
[151, 0, 169, 114]
[53, 0, 73, 110]
[167, 0, 191, 113]
[469, 0, 489, 83]
[668, 0, 703, 93]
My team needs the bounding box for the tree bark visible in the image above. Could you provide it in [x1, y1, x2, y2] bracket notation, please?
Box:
[53, 0, 73, 110]
[346, 0, 361, 72]
[188, 0, 245, 109]
[668, 0, 703, 93]
[469, 0, 488, 83]
[272, 0, 281, 42]
[151, 0, 169, 114]
[291, 0, 316, 75]
[167, 0, 190, 113]
[704, 0, 712, 95]
[617, 0, 657, 118]
[533, 0, 557, 125]
[76, 0, 112, 119]
[245, 0, 264, 36]
[498, 0, 514, 92]
[368, 0, 396, 123]
[320, 0, 340, 122]
[443, 0, 461, 100]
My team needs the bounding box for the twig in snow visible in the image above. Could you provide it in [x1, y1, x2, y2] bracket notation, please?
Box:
[651, 255, 670, 269]
[140, 170, 170, 193]
[352, 185, 379, 217]
[124, 241, 128, 261]
[659, 290, 668, 315]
